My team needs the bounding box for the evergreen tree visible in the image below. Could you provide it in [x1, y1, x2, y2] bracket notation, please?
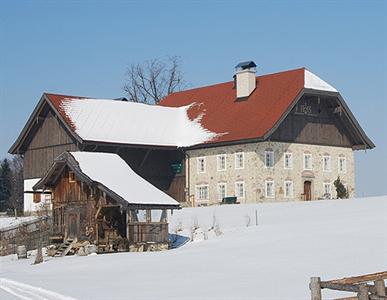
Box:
[0, 159, 12, 211]
[334, 176, 349, 199]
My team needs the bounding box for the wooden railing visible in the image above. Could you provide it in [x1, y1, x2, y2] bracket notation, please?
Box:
[310, 271, 387, 300]
[128, 222, 169, 244]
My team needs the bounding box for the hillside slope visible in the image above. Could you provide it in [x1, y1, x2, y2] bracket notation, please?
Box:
[1, 196, 386, 300]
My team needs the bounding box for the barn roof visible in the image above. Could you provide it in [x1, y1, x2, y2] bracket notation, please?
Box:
[9, 67, 374, 154]
[47, 94, 218, 147]
[34, 152, 180, 209]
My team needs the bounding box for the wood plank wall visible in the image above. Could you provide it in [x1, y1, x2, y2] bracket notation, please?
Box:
[23, 111, 78, 179]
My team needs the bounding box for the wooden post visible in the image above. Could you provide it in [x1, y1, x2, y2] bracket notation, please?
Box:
[374, 279, 386, 296]
[255, 209, 258, 226]
[310, 277, 322, 300]
[357, 284, 369, 300]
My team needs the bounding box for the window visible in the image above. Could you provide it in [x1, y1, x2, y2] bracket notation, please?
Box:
[235, 152, 244, 169]
[33, 193, 41, 203]
[218, 183, 227, 200]
[69, 171, 76, 183]
[197, 157, 206, 173]
[323, 183, 332, 199]
[196, 185, 209, 201]
[217, 154, 226, 171]
[235, 181, 245, 199]
[304, 153, 312, 170]
[265, 180, 275, 198]
[323, 155, 331, 172]
[284, 152, 292, 169]
[265, 150, 274, 168]
[338, 157, 347, 173]
[284, 181, 294, 198]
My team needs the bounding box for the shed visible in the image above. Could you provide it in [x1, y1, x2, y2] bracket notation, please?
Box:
[33, 151, 180, 253]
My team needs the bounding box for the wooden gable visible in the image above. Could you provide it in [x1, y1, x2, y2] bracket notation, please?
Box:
[269, 94, 372, 149]
[23, 107, 78, 179]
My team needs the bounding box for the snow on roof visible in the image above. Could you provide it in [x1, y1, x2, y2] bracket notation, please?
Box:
[60, 98, 218, 147]
[70, 152, 179, 207]
[304, 69, 337, 92]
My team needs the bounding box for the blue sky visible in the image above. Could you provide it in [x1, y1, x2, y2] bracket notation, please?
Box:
[0, 0, 386, 196]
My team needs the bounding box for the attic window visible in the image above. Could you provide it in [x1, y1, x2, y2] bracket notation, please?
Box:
[69, 171, 76, 183]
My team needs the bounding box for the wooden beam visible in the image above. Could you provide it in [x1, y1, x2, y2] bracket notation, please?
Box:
[329, 272, 387, 285]
[139, 149, 152, 170]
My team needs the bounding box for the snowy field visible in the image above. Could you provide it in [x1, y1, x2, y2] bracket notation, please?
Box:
[0, 196, 386, 300]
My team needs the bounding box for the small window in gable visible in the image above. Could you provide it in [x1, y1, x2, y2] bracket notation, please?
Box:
[69, 171, 76, 183]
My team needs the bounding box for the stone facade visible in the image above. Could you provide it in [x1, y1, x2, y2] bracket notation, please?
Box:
[186, 141, 355, 205]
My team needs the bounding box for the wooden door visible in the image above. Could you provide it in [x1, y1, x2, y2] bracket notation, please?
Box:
[304, 181, 312, 201]
[67, 213, 79, 239]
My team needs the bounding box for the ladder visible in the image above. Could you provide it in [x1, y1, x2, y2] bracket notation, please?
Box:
[54, 238, 77, 257]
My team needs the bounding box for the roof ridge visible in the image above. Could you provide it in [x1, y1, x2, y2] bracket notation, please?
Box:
[163, 67, 306, 98]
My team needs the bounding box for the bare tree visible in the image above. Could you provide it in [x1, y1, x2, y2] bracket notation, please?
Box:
[9, 155, 23, 214]
[123, 56, 185, 104]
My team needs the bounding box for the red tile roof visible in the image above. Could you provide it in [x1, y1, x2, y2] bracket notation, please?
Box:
[159, 68, 306, 145]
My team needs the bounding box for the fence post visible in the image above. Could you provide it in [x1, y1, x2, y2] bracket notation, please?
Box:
[357, 284, 369, 300]
[255, 209, 258, 226]
[310, 277, 322, 300]
[374, 279, 386, 296]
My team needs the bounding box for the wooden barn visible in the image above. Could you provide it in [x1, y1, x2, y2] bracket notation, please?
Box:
[33, 151, 180, 253]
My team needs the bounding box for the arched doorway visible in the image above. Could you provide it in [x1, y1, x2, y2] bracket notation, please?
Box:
[304, 181, 312, 201]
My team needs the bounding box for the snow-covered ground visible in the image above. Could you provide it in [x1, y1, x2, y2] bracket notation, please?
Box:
[0, 196, 386, 300]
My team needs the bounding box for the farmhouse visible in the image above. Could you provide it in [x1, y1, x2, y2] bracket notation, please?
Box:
[9, 62, 374, 210]
[33, 151, 179, 252]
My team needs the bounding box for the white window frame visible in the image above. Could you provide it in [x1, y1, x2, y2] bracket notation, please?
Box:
[235, 181, 245, 199]
[284, 152, 293, 169]
[197, 157, 206, 174]
[217, 154, 227, 171]
[303, 153, 313, 170]
[323, 155, 331, 172]
[235, 152, 244, 169]
[284, 180, 294, 198]
[323, 182, 332, 199]
[217, 182, 227, 200]
[265, 180, 275, 198]
[338, 157, 347, 174]
[265, 150, 274, 168]
[195, 184, 209, 202]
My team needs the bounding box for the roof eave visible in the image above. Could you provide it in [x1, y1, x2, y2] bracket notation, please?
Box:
[8, 93, 84, 155]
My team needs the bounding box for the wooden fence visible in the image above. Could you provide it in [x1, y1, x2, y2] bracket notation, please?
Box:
[128, 222, 169, 244]
[310, 271, 387, 300]
[0, 217, 51, 256]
